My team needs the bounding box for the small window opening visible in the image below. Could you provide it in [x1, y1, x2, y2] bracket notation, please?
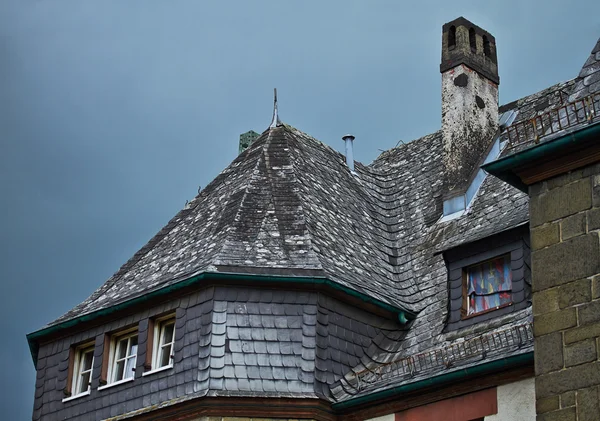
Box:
[448, 26, 456, 49]
[463, 255, 512, 318]
[483, 35, 491, 57]
[469, 27, 476, 52]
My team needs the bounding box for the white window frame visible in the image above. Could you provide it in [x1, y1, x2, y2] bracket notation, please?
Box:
[62, 342, 94, 402]
[106, 329, 138, 386]
[143, 315, 175, 376]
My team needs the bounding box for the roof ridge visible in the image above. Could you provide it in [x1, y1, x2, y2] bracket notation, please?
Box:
[212, 130, 270, 264]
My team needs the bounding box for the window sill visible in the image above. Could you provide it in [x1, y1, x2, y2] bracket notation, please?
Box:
[142, 364, 173, 377]
[62, 390, 90, 403]
[97, 377, 134, 391]
[461, 302, 513, 320]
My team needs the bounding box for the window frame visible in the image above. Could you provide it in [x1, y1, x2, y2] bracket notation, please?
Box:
[143, 313, 176, 376]
[461, 253, 513, 319]
[62, 341, 95, 402]
[100, 327, 139, 388]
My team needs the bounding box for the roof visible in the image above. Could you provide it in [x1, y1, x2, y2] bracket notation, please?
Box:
[32, 32, 600, 408]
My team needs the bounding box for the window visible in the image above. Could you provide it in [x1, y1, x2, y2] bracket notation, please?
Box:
[483, 35, 491, 57]
[144, 314, 176, 374]
[154, 318, 175, 368]
[107, 330, 138, 384]
[444, 228, 531, 332]
[469, 27, 476, 52]
[448, 25, 456, 49]
[63, 342, 94, 400]
[464, 254, 512, 317]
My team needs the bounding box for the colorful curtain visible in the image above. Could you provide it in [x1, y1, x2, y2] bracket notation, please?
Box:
[467, 255, 512, 315]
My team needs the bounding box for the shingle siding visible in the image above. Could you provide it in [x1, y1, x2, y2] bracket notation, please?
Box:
[33, 286, 403, 420]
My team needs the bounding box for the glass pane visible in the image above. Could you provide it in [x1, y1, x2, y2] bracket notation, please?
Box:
[82, 350, 94, 371]
[115, 359, 125, 381]
[468, 256, 512, 296]
[124, 356, 136, 379]
[162, 323, 175, 345]
[469, 292, 512, 315]
[159, 344, 172, 367]
[116, 339, 128, 360]
[78, 371, 91, 394]
[128, 335, 138, 357]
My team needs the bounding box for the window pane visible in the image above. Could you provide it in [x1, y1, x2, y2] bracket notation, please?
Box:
[124, 356, 136, 379]
[82, 350, 94, 371]
[467, 255, 512, 316]
[159, 344, 172, 367]
[128, 335, 138, 357]
[115, 359, 125, 381]
[78, 371, 91, 394]
[162, 323, 175, 345]
[116, 339, 128, 360]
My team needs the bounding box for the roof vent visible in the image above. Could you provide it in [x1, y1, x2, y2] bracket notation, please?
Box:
[342, 134, 356, 173]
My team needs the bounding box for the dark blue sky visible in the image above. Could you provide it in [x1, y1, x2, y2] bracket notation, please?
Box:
[1, 1, 598, 418]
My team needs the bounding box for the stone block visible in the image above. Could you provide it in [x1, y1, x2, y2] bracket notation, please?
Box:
[588, 207, 600, 231]
[593, 275, 600, 300]
[560, 391, 575, 408]
[578, 299, 600, 325]
[576, 386, 600, 421]
[593, 174, 600, 207]
[535, 332, 564, 374]
[534, 308, 577, 337]
[558, 279, 592, 309]
[530, 177, 592, 227]
[537, 407, 576, 421]
[563, 321, 600, 344]
[564, 339, 597, 367]
[532, 223, 561, 250]
[536, 361, 600, 398]
[537, 395, 560, 413]
[561, 213, 586, 240]
[534, 288, 560, 315]
[532, 234, 600, 292]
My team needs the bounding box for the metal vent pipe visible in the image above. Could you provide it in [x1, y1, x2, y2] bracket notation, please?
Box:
[342, 134, 356, 172]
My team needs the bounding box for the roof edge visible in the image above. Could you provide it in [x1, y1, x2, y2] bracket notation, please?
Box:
[332, 351, 533, 411]
[26, 271, 416, 367]
[483, 122, 600, 191]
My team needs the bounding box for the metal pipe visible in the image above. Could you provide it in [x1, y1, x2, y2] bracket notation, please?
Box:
[343, 134, 356, 172]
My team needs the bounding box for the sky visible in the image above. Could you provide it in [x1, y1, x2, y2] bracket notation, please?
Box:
[1, 0, 598, 418]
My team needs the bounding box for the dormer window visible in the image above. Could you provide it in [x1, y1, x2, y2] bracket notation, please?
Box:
[464, 254, 512, 317]
[444, 227, 531, 332]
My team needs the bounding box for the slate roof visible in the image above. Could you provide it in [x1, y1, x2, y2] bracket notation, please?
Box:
[35, 33, 600, 412]
[499, 37, 600, 155]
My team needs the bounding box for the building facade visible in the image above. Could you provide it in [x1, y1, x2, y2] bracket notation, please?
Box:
[28, 17, 600, 421]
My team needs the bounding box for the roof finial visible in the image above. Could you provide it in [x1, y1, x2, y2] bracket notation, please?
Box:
[270, 88, 281, 128]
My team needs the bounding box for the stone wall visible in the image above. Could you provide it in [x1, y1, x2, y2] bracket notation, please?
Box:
[530, 162, 600, 421]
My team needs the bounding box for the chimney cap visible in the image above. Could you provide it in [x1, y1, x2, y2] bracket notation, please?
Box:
[342, 134, 356, 141]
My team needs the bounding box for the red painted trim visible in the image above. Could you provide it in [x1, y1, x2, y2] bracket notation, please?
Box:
[394, 387, 497, 421]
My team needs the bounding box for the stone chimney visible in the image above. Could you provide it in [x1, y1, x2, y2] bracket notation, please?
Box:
[239, 130, 260, 154]
[441, 17, 499, 197]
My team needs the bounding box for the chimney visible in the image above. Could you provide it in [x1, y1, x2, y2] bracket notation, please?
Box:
[441, 17, 499, 197]
[342, 134, 356, 173]
[239, 130, 260, 154]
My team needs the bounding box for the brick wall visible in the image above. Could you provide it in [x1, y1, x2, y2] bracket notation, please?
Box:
[530, 163, 600, 421]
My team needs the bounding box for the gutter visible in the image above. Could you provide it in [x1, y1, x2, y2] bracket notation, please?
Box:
[332, 352, 533, 411]
[26, 272, 416, 366]
[482, 122, 600, 192]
